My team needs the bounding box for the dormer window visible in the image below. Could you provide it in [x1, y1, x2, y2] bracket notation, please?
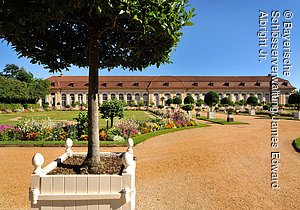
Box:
[51, 82, 55, 87]
[208, 82, 214, 86]
[133, 83, 139, 87]
[223, 82, 229, 87]
[101, 83, 107, 87]
[117, 82, 123, 87]
[85, 83, 89, 86]
[282, 81, 288, 86]
[254, 81, 261, 86]
[68, 82, 74, 87]
[163, 82, 169, 87]
[192, 82, 198, 87]
[239, 82, 245, 86]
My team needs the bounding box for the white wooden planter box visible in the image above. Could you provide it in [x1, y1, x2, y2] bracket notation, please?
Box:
[29, 139, 136, 210]
[249, 109, 256, 116]
[207, 111, 216, 119]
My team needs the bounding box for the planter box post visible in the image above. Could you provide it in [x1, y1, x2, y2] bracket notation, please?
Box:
[294, 111, 300, 119]
[29, 138, 136, 209]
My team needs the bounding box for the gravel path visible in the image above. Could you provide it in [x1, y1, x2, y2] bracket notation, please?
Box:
[0, 113, 299, 209]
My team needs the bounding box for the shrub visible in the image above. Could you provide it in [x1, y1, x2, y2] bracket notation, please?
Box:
[204, 91, 219, 108]
[73, 112, 88, 139]
[23, 103, 29, 109]
[129, 100, 136, 107]
[157, 105, 164, 109]
[43, 102, 49, 109]
[263, 105, 270, 111]
[220, 97, 231, 106]
[182, 104, 194, 113]
[138, 100, 145, 107]
[173, 97, 182, 105]
[165, 98, 173, 106]
[184, 95, 194, 104]
[195, 99, 204, 107]
[246, 96, 258, 107]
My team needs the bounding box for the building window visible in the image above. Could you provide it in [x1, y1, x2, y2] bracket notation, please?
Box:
[69, 82, 74, 87]
[194, 93, 200, 101]
[78, 94, 83, 104]
[85, 83, 89, 86]
[282, 81, 288, 86]
[208, 82, 214, 86]
[254, 82, 261, 86]
[70, 94, 75, 105]
[176, 93, 181, 99]
[153, 93, 159, 106]
[135, 93, 140, 103]
[101, 83, 107, 87]
[164, 93, 171, 99]
[265, 93, 270, 103]
[51, 82, 55, 86]
[223, 82, 230, 87]
[226, 93, 230, 98]
[133, 83, 139, 87]
[234, 93, 239, 102]
[117, 83, 123, 87]
[192, 82, 198, 87]
[127, 93, 132, 106]
[143, 93, 148, 106]
[61, 94, 67, 106]
[239, 82, 245, 87]
[242, 93, 247, 100]
[103, 93, 108, 102]
[163, 82, 169, 87]
[119, 93, 124, 101]
[250, 93, 254, 96]
[111, 93, 116, 100]
[257, 93, 262, 103]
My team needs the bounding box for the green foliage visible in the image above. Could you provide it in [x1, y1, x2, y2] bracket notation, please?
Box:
[182, 104, 193, 113]
[263, 104, 270, 111]
[138, 100, 145, 107]
[288, 92, 300, 109]
[129, 100, 136, 107]
[173, 97, 182, 105]
[100, 99, 125, 128]
[0, 1, 195, 71]
[220, 97, 231, 106]
[0, 76, 29, 103]
[246, 96, 258, 107]
[204, 91, 220, 107]
[184, 95, 195, 104]
[74, 112, 88, 139]
[165, 98, 173, 106]
[158, 105, 164, 109]
[0, 103, 23, 111]
[235, 99, 246, 106]
[226, 108, 234, 114]
[1, 64, 33, 83]
[28, 79, 50, 103]
[195, 99, 204, 107]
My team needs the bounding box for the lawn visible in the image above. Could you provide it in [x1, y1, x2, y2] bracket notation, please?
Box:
[196, 116, 248, 125]
[0, 110, 149, 127]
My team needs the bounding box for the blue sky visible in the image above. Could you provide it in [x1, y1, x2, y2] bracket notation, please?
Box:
[0, 0, 299, 88]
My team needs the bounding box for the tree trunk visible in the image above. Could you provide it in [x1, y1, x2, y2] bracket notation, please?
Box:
[84, 28, 100, 172]
[110, 116, 114, 128]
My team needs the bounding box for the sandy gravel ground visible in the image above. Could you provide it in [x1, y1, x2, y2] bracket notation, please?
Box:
[0, 113, 299, 209]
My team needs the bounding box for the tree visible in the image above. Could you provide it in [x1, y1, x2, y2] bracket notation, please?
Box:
[288, 92, 300, 110]
[165, 98, 173, 106]
[0, 0, 195, 170]
[246, 96, 258, 108]
[173, 97, 182, 105]
[204, 91, 219, 108]
[100, 99, 125, 128]
[0, 76, 29, 103]
[28, 79, 50, 103]
[195, 99, 204, 107]
[220, 97, 231, 106]
[182, 104, 193, 113]
[184, 95, 194, 104]
[1, 64, 33, 83]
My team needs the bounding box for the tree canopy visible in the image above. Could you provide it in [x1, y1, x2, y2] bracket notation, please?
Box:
[288, 91, 300, 110]
[184, 95, 194, 104]
[246, 96, 258, 107]
[204, 91, 219, 107]
[173, 97, 182, 105]
[220, 97, 231, 106]
[100, 99, 125, 128]
[0, 0, 195, 169]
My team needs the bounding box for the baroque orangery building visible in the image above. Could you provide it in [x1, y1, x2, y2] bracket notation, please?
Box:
[46, 75, 295, 107]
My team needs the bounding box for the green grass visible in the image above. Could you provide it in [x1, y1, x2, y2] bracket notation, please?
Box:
[0, 110, 149, 127]
[196, 116, 248, 125]
[293, 137, 300, 152]
[0, 123, 208, 147]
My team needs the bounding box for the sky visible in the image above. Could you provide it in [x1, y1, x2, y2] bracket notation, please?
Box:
[0, 0, 299, 89]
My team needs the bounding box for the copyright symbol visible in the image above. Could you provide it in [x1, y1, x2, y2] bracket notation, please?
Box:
[283, 10, 293, 19]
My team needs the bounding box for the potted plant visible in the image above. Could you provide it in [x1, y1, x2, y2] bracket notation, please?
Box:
[226, 108, 235, 122]
[288, 91, 300, 119]
[246, 96, 258, 116]
[204, 91, 220, 119]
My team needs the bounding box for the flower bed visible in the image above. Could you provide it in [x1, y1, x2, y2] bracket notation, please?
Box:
[0, 110, 197, 142]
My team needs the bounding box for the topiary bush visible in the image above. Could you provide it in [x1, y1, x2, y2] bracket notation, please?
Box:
[184, 95, 194, 104]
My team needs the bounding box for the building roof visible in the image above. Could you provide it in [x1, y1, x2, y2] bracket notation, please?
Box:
[47, 75, 295, 91]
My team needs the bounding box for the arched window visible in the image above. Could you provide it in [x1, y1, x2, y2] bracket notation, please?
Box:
[154, 93, 159, 106]
[78, 94, 83, 104]
[70, 94, 75, 105]
[194, 93, 200, 101]
[111, 93, 116, 100]
[135, 93, 140, 103]
[164, 93, 171, 99]
[61, 94, 67, 106]
[143, 93, 148, 106]
[242, 93, 247, 100]
[176, 93, 181, 99]
[265, 93, 270, 103]
[234, 93, 239, 102]
[102, 93, 108, 102]
[119, 93, 124, 101]
[127, 93, 132, 106]
[257, 93, 262, 103]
